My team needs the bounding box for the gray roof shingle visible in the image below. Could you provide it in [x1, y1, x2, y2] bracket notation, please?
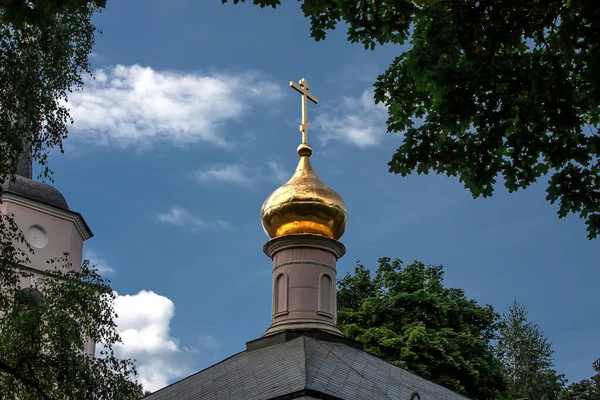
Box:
[144, 334, 470, 400]
[1, 175, 70, 210]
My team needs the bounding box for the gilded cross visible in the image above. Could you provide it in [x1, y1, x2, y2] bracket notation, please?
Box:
[290, 78, 318, 144]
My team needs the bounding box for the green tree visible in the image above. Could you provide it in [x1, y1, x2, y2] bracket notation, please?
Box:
[0, 0, 107, 27]
[0, 0, 105, 182]
[223, 0, 600, 239]
[0, 2, 145, 398]
[337, 257, 506, 399]
[561, 358, 600, 400]
[0, 251, 145, 398]
[495, 299, 565, 400]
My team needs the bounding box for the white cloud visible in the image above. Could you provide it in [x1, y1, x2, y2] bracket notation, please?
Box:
[195, 164, 252, 187]
[67, 64, 282, 148]
[108, 290, 199, 392]
[97, 291, 221, 393]
[195, 161, 289, 188]
[315, 89, 388, 148]
[157, 207, 231, 231]
[84, 249, 115, 275]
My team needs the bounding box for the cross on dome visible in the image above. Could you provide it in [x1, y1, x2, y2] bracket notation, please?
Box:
[290, 78, 318, 145]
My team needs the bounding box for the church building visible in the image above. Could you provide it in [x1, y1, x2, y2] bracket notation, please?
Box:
[143, 79, 471, 400]
[0, 147, 96, 355]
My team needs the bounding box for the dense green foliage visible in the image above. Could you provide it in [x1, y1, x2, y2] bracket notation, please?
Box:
[223, 0, 600, 239]
[495, 300, 566, 400]
[337, 257, 506, 398]
[337, 259, 599, 399]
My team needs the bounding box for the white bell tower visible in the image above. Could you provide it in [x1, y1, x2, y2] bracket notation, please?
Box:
[1, 152, 95, 353]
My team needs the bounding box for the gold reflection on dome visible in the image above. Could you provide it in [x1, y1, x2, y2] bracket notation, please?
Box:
[261, 78, 348, 240]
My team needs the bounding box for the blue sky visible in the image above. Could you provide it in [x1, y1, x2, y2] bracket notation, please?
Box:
[41, 0, 599, 392]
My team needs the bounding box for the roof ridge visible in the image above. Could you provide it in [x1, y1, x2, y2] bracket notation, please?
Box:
[307, 338, 392, 399]
[301, 336, 309, 390]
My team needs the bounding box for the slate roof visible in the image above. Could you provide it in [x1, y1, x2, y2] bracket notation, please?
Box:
[144, 333, 470, 400]
[1, 175, 70, 210]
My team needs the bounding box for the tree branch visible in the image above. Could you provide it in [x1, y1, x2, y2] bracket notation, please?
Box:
[0, 358, 52, 400]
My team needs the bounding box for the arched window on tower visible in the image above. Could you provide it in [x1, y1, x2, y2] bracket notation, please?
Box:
[318, 273, 333, 317]
[274, 272, 288, 316]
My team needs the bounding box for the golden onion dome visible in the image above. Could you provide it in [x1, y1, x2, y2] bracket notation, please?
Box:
[261, 143, 348, 240]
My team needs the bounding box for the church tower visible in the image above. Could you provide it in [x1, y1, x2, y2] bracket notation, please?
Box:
[144, 78, 470, 400]
[261, 78, 347, 337]
[0, 150, 94, 353]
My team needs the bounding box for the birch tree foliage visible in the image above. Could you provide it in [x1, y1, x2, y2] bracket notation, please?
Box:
[495, 299, 565, 400]
[0, 0, 105, 183]
[0, 244, 145, 399]
[0, 2, 144, 398]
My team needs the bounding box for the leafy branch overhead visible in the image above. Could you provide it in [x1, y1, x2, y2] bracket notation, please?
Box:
[223, 0, 600, 239]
